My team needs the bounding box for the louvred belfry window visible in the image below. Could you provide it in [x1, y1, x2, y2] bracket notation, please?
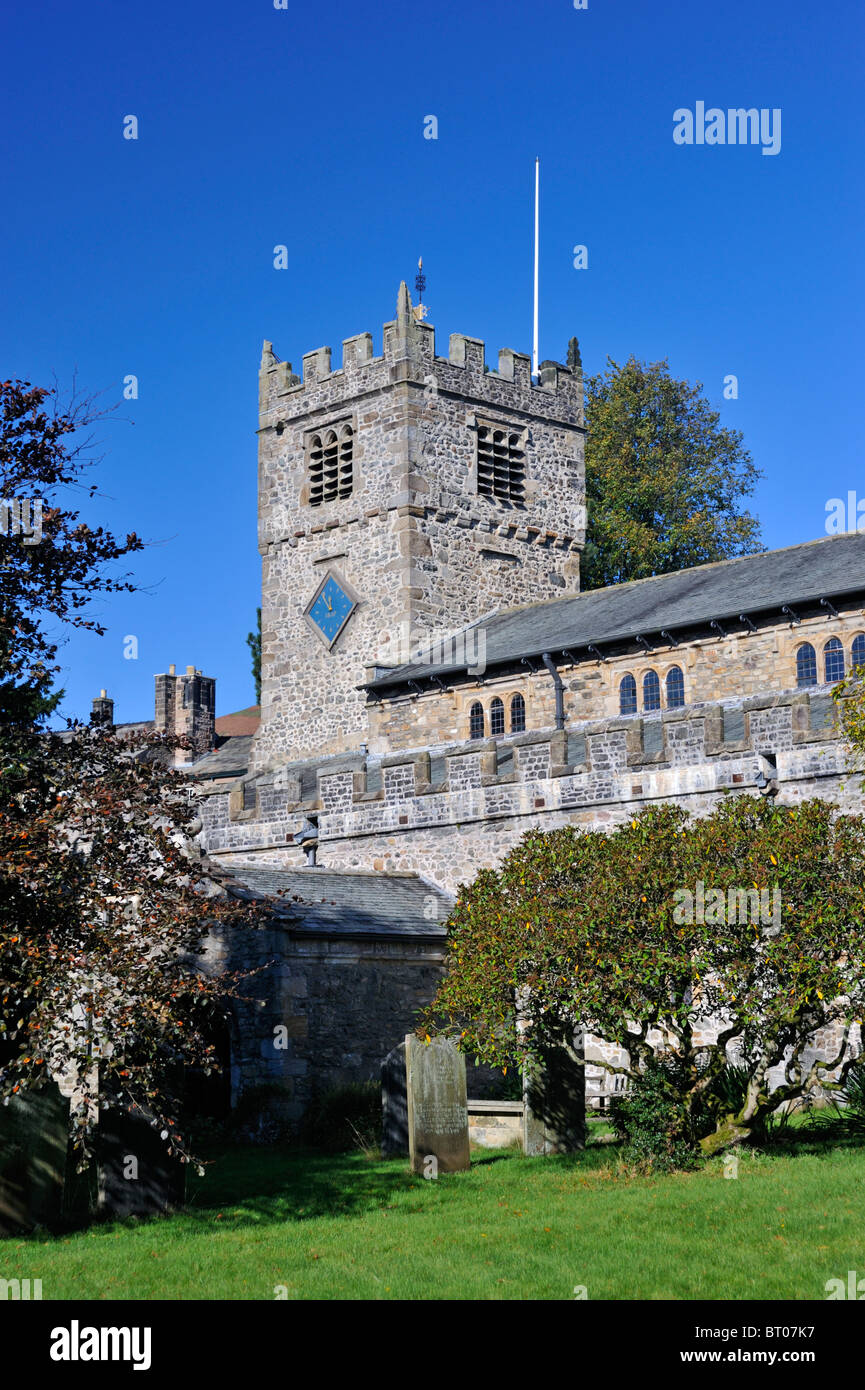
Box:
[308, 421, 354, 505]
[476, 422, 526, 504]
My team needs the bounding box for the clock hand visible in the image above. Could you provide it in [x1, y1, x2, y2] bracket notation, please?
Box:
[324, 596, 333, 612]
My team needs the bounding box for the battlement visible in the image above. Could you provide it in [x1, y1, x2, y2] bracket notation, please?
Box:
[258, 283, 584, 422]
[200, 686, 856, 872]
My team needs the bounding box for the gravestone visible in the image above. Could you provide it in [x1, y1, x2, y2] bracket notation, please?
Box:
[96, 1105, 186, 1218]
[381, 1041, 409, 1157]
[523, 1031, 586, 1156]
[0, 1082, 69, 1234]
[405, 1034, 470, 1174]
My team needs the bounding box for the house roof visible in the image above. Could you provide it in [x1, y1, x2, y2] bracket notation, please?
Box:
[191, 733, 255, 780]
[226, 865, 451, 938]
[215, 706, 260, 736]
[366, 532, 865, 693]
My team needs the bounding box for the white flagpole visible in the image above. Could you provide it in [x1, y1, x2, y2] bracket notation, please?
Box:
[533, 157, 539, 378]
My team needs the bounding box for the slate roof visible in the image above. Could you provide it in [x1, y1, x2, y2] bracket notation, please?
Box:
[227, 866, 452, 938]
[191, 734, 255, 780]
[367, 532, 865, 691]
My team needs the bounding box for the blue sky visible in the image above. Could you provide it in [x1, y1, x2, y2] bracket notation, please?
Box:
[1, 0, 862, 725]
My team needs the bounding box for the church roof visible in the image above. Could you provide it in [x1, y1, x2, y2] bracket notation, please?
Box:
[225, 865, 451, 938]
[366, 531, 865, 693]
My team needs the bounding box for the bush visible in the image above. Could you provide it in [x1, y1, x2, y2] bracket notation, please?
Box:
[709, 1062, 751, 1118]
[300, 1082, 382, 1154]
[609, 1059, 701, 1173]
[813, 1063, 865, 1141]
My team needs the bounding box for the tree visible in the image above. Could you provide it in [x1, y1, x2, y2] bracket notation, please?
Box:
[425, 797, 865, 1154]
[247, 607, 261, 704]
[0, 720, 265, 1166]
[0, 379, 143, 724]
[580, 356, 763, 590]
[833, 652, 865, 788]
[0, 377, 268, 1166]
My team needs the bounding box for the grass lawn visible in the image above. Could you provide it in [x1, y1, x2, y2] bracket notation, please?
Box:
[3, 1129, 863, 1300]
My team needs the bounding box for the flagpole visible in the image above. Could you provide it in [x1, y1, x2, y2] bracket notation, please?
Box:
[533, 157, 539, 378]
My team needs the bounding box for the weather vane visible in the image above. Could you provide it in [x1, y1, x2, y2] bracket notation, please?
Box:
[414, 257, 428, 321]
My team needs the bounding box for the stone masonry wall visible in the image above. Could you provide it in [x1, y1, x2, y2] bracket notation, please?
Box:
[251, 286, 585, 770]
[368, 608, 865, 752]
[200, 688, 864, 895]
[202, 925, 445, 1120]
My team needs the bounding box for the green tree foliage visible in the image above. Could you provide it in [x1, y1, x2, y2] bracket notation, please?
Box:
[581, 356, 763, 590]
[426, 797, 865, 1153]
[247, 607, 261, 704]
[833, 650, 865, 787]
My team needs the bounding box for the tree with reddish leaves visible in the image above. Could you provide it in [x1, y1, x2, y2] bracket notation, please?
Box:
[0, 378, 268, 1168]
[0, 722, 266, 1167]
[0, 378, 143, 726]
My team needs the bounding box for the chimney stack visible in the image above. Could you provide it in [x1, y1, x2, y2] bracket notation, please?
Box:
[154, 665, 216, 765]
[90, 689, 114, 727]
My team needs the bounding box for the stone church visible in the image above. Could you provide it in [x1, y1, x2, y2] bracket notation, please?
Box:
[110, 283, 865, 1122]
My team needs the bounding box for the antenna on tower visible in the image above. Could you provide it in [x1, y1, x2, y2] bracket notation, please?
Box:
[532, 158, 539, 378]
[414, 257, 428, 321]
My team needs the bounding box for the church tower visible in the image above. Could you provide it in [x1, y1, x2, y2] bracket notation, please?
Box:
[251, 284, 586, 771]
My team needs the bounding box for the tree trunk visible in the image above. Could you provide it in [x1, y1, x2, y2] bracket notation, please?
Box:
[699, 1116, 753, 1155]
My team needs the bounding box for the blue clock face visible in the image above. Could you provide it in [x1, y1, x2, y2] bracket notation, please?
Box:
[307, 574, 356, 646]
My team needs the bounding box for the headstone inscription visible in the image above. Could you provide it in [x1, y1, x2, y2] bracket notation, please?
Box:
[405, 1034, 470, 1174]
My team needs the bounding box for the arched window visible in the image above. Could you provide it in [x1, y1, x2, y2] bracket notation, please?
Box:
[619, 673, 637, 716]
[510, 692, 526, 733]
[490, 697, 505, 736]
[469, 702, 484, 739]
[666, 665, 685, 709]
[643, 669, 661, 712]
[852, 633, 865, 670]
[824, 637, 845, 683]
[796, 643, 817, 687]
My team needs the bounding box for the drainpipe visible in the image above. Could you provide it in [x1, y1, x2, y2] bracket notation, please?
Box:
[541, 652, 565, 731]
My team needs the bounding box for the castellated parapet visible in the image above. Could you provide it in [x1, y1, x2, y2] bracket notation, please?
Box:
[201, 685, 862, 893]
[252, 284, 586, 771]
